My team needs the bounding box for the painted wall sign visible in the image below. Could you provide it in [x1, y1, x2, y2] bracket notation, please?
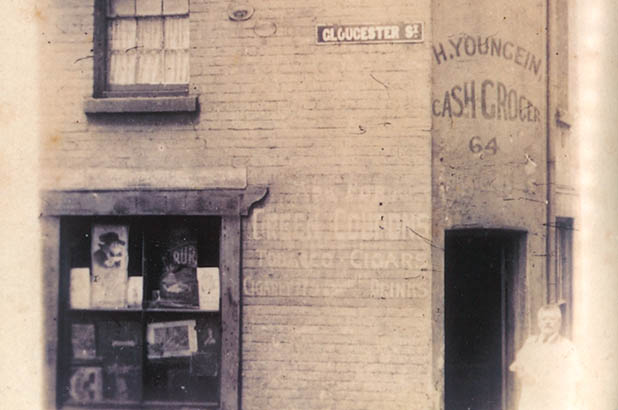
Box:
[433, 35, 543, 76]
[316, 23, 423, 44]
[468, 136, 498, 155]
[432, 79, 541, 122]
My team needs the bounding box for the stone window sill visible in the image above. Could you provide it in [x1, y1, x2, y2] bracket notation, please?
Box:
[84, 95, 198, 113]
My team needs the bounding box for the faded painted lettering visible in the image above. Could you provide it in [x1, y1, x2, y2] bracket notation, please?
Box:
[433, 35, 543, 76]
[432, 79, 540, 122]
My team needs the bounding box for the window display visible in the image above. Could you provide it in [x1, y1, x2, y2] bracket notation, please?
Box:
[59, 216, 221, 408]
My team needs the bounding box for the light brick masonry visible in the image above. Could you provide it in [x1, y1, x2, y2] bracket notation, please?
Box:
[39, 0, 433, 409]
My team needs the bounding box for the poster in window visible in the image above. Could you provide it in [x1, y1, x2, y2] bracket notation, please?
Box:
[69, 366, 103, 403]
[71, 323, 96, 360]
[158, 226, 199, 308]
[98, 320, 142, 401]
[147, 320, 198, 359]
[196, 320, 219, 352]
[91, 224, 129, 308]
[193, 320, 219, 376]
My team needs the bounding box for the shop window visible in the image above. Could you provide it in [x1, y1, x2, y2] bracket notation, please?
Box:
[94, 0, 190, 98]
[58, 216, 222, 408]
[42, 187, 267, 410]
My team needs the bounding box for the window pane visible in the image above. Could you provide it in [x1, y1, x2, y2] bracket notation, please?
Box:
[136, 17, 165, 84]
[108, 0, 135, 17]
[163, 0, 189, 15]
[105, 7, 190, 89]
[137, 51, 163, 84]
[137, 17, 163, 49]
[108, 19, 137, 86]
[136, 0, 162, 16]
[164, 50, 189, 84]
[164, 16, 189, 50]
[108, 19, 137, 51]
[109, 52, 137, 84]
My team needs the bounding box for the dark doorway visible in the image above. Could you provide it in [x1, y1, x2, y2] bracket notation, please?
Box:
[444, 229, 526, 410]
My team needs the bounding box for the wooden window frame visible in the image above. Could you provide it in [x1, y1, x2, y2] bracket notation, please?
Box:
[93, 0, 190, 99]
[41, 187, 268, 410]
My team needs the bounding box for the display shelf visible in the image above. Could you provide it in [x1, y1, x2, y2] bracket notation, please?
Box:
[62, 399, 218, 409]
[144, 307, 219, 313]
[63, 399, 140, 408]
[70, 308, 143, 313]
[69, 308, 219, 314]
[143, 400, 219, 408]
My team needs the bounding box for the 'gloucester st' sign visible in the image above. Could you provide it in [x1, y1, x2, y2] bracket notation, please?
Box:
[316, 23, 424, 45]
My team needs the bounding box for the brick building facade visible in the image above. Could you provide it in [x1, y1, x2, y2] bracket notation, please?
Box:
[38, 0, 583, 409]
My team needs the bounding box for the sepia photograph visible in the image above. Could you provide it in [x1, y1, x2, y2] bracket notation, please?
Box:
[0, 0, 617, 409]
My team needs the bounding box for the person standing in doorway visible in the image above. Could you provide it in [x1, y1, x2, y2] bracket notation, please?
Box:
[509, 304, 582, 410]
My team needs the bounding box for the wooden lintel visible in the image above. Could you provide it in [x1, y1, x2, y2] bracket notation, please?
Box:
[40, 186, 268, 217]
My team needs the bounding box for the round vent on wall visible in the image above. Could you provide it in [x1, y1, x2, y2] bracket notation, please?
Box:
[228, 3, 254, 21]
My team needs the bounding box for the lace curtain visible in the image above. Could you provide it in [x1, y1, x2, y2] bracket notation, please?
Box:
[108, 14, 189, 85]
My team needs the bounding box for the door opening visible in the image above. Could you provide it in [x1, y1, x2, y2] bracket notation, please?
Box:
[444, 229, 526, 410]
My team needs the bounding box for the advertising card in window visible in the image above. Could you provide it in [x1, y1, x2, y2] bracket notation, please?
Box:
[197, 267, 220, 311]
[91, 224, 129, 308]
[146, 320, 198, 359]
[69, 366, 103, 403]
[71, 323, 96, 360]
[158, 225, 199, 308]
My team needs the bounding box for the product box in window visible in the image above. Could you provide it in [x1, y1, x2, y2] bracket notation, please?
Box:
[158, 226, 199, 308]
[90, 225, 129, 308]
[98, 320, 142, 402]
[68, 366, 103, 403]
[197, 267, 220, 311]
[126, 276, 143, 308]
[70, 268, 91, 309]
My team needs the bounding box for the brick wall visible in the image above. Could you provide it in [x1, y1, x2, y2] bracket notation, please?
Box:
[40, 0, 433, 409]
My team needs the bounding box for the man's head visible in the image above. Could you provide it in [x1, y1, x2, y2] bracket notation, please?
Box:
[537, 304, 562, 338]
[98, 232, 126, 268]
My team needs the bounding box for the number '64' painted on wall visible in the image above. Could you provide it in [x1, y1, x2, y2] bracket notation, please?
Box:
[469, 136, 498, 155]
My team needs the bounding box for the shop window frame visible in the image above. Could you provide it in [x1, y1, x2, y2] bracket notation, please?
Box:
[41, 187, 268, 410]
